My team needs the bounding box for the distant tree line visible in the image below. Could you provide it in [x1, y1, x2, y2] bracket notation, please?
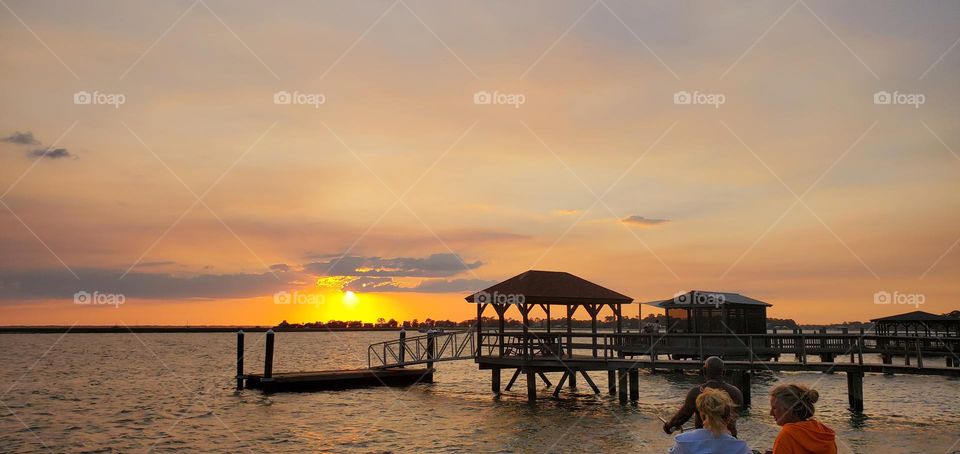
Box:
[275, 310, 959, 330]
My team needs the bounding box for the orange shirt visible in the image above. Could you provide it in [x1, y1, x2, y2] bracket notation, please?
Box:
[773, 420, 837, 454]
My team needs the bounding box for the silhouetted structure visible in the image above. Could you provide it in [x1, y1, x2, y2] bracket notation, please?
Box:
[646, 290, 770, 335]
[871, 310, 960, 337]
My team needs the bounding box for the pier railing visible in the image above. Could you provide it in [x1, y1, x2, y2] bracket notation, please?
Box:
[368, 330, 476, 369]
[476, 331, 960, 369]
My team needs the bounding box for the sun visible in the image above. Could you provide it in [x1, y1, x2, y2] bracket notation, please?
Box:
[343, 290, 358, 306]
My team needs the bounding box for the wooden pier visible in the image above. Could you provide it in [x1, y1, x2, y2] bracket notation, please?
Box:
[236, 329, 434, 394]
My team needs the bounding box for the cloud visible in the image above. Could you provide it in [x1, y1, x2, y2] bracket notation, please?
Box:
[622, 215, 670, 227]
[339, 277, 496, 294]
[304, 253, 481, 277]
[28, 148, 73, 159]
[0, 267, 293, 300]
[2, 131, 40, 145]
[554, 209, 580, 216]
[269, 263, 291, 272]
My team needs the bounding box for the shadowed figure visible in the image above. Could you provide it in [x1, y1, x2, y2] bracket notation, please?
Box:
[663, 357, 744, 437]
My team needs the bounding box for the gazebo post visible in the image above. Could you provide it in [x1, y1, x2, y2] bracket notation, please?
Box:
[545, 305, 551, 334]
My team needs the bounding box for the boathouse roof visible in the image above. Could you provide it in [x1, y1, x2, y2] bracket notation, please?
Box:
[464, 270, 633, 305]
[644, 290, 771, 308]
[870, 310, 956, 323]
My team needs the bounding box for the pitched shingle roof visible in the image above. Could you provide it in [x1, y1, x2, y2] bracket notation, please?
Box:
[464, 270, 633, 305]
[644, 290, 771, 307]
[870, 310, 957, 322]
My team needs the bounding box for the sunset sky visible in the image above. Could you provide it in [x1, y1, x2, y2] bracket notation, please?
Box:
[1, 0, 958, 325]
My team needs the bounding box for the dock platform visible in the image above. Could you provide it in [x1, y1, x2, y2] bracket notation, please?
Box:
[245, 367, 433, 393]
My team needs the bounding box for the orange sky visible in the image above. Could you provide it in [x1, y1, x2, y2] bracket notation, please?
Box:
[1, 1, 958, 326]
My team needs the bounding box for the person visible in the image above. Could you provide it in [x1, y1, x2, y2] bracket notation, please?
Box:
[663, 357, 744, 437]
[668, 388, 751, 454]
[768, 383, 837, 454]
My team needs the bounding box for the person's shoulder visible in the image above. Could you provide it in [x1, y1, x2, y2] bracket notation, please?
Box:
[675, 428, 712, 442]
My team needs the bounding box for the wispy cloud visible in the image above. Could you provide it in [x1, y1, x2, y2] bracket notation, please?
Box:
[2, 131, 40, 145]
[28, 147, 73, 159]
[622, 215, 670, 227]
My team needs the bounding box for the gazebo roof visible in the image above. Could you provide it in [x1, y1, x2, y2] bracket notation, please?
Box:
[870, 311, 958, 323]
[464, 270, 633, 305]
[644, 290, 771, 308]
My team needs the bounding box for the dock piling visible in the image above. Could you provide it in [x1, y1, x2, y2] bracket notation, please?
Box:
[607, 370, 616, 395]
[264, 329, 275, 380]
[628, 369, 639, 402]
[492, 368, 501, 395]
[526, 370, 536, 402]
[236, 330, 244, 390]
[847, 369, 864, 412]
[398, 329, 406, 367]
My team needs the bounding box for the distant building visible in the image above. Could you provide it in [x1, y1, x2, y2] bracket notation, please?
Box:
[870, 310, 960, 337]
[645, 290, 770, 335]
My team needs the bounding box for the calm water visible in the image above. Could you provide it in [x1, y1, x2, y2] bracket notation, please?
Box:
[1, 331, 958, 453]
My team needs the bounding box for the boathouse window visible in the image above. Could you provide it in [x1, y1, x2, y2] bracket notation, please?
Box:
[667, 308, 689, 333]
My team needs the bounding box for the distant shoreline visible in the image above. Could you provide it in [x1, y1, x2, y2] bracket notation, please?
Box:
[0, 326, 405, 334]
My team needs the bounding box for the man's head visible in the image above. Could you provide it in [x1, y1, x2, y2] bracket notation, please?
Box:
[703, 356, 724, 379]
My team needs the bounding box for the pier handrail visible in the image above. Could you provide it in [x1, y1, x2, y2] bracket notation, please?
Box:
[368, 330, 477, 369]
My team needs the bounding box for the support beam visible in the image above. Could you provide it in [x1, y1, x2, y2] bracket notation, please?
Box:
[537, 372, 553, 388]
[629, 368, 639, 402]
[236, 330, 244, 390]
[492, 368, 501, 395]
[526, 370, 537, 402]
[568, 368, 577, 390]
[608, 370, 617, 396]
[579, 370, 600, 394]
[504, 368, 522, 391]
[553, 372, 569, 398]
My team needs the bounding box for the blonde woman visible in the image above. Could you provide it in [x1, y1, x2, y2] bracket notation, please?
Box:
[769, 384, 836, 454]
[668, 388, 750, 454]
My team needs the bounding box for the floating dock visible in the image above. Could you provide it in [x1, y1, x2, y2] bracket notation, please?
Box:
[244, 367, 433, 393]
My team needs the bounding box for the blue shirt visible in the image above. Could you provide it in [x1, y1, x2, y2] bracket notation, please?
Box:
[668, 428, 750, 454]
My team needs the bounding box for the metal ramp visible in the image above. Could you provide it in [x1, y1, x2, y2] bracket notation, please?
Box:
[368, 330, 476, 369]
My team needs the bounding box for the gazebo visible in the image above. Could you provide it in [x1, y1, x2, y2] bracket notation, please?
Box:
[466, 270, 634, 359]
[465, 270, 635, 398]
[645, 290, 770, 335]
[871, 311, 960, 337]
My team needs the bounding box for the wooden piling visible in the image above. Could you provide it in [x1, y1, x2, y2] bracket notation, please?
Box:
[236, 330, 244, 390]
[426, 331, 435, 370]
[264, 329, 275, 380]
[526, 370, 537, 402]
[629, 368, 639, 402]
[492, 368, 501, 395]
[568, 369, 577, 390]
[733, 370, 752, 407]
[398, 329, 406, 367]
[847, 369, 864, 412]
[608, 370, 616, 395]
